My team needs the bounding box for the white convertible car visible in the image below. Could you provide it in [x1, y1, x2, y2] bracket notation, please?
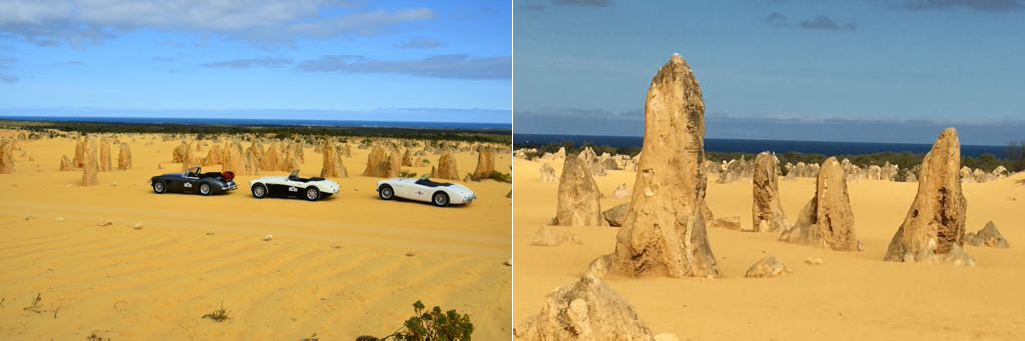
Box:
[376, 176, 476, 207]
[250, 170, 340, 201]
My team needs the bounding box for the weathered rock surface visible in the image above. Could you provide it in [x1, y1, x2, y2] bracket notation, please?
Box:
[605, 53, 720, 278]
[321, 142, 348, 178]
[613, 183, 631, 198]
[435, 151, 460, 180]
[602, 203, 630, 227]
[531, 225, 584, 246]
[779, 157, 859, 251]
[965, 221, 1009, 248]
[554, 154, 602, 226]
[745, 256, 792, 278]
[711, 216, 742, 230]
[752, 151, 787, 232]
[539, 163, 558, 182]
[471, 146, 496, 180]
[0, 139, 14, 174]
[117, 143, 132, 170]
[98, 137, 112, 171]
[59, 154, 74, 171]
[514, 275, 654, 340]
[81, 138, 98, 185]
[884, 128, 974, 265]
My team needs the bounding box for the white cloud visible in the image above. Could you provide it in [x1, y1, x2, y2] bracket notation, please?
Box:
[0, 0, 435, 47]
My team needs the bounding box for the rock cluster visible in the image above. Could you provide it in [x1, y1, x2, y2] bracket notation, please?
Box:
[514, 275, 654, 340]
[965, 221, 1009, 248]
[884, 128, 975, 266]
[779, 157, 860, 251]
[321, 141, 348, 178]
[604, 53, 720, 278]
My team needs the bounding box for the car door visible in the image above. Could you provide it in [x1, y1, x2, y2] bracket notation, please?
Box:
[409, 182, 431, 201]
[181, 173, 199, 194]
[165, 175, 184, 192]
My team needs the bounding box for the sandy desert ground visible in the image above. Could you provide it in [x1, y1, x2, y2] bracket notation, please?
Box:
[514, 157, 1025, 340]
[0, 132, 511, 339]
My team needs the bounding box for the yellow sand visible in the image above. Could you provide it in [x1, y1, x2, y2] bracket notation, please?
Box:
[514, 157, 1025, 340]
[0, 133, 511, 339]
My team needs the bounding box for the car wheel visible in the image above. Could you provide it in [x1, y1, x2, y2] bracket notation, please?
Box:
[252, 183, 267, 199]
[305, 187, 321, 201]
[432, 192, 449, 207]
[199, 183, 212, 196]
[379, 185, 394, 200]
[153, 181, 166, 194]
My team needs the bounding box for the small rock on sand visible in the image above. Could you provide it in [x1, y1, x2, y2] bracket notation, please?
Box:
[206, 231, 215, 235]
[405, 251, 416, 257]
[804, 257, 824, 265]
[24, 215, 33, 221]
[56, 217, 65, 223]
[504, 259, 512, 266]
[745, 255, 792, 278]
[330, 243, 341, 249]
[97, 220, 112, 227]
[263, 234, 273, 241]
[132, 223, 143, 230]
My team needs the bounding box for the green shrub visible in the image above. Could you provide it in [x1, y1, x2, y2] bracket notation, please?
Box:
[377, 301, 473, 341]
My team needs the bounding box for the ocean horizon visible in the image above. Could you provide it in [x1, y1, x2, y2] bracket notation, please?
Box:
[515, 133, 1008, 157]
[0, 116, 512, 130]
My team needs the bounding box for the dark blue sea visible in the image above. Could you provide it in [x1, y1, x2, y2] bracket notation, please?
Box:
[515, 133, 1008, 157]
[0, 116, 511, 130]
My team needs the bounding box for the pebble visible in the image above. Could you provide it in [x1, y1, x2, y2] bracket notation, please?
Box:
[405, 251, 416, 257]
[132, 223, 143, 230]
[56, 217, 65, 223]
[98, 220, 113, 227]
[330, 244, 341, 249]
[503, 259, 512, 266]
[263, 234, 273, 241]
[24, 215, 33, 221]
[805, 257, 824, 265]
[206, 231, 215, 235]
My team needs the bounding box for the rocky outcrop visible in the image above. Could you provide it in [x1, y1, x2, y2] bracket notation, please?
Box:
[514, 275, 654, 340]
[0, 139, 14, 174]
[745, 256, 792, 278]
[554, 154, 603, 226]
[613, 183, 630, 198]
[401, 149, 413, 167]
[471, 147, 496, 180]
[539, 163, 558, 182]
[602, 203, 630, 227]
[884, 128, 975, 266]
[604, 53, 720, 278]
[779, 157, 860, 251]
[59, 154, 74, 171]
[73, 139, 86, 167]
[117, 143, 132, 170]
[80, 138, 98, 186]
[435, 151, 460, 180]
[362, 146, 390, 177]
[98, 137, 112, 172]
[202, 144, 224, 166]
[965, 221, 1009, 248]
[221, 142, 253, 175]
[752, 151, 787, 232]
[711, 216, 742, 230]
[172, 141, 192, 164]
[531, 225, 584, 246]
[321, 141, 348, 178]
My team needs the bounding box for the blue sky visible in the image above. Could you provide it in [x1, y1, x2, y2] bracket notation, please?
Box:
[514, 0, 1025, 145]
[0, 0, 511, 124]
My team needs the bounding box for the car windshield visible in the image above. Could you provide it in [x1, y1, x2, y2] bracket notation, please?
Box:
[289, 170, 300, 180]
[185, 167, 200, 177]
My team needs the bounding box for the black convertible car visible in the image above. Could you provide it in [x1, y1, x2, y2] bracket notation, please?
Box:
[150, 167, 238, 195]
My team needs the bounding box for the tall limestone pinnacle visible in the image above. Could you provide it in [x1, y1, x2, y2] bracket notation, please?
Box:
[602, 53, 720, 278]
[884, 127, 975, 266]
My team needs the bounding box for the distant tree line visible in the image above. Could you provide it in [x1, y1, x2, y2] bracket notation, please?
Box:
[516, 140, 1025, 173]
[0, 119, 511, 144]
